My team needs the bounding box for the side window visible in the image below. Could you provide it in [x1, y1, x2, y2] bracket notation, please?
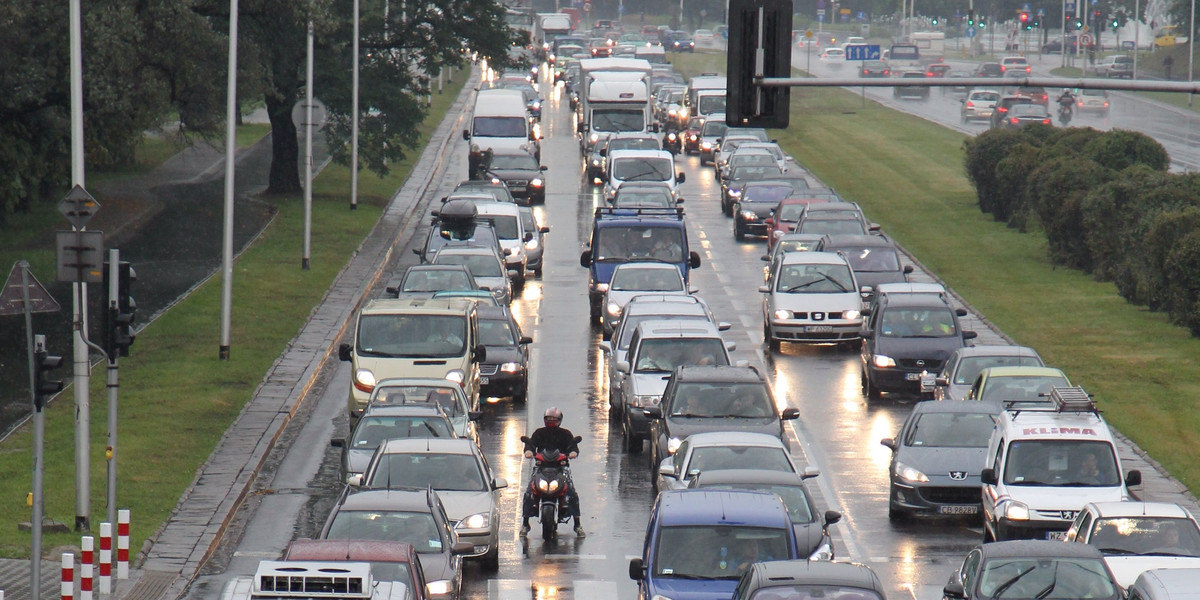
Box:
[991, 440, 1005, 477]
[960, 549, 981, 592]
[1071, 512, 1094, 543]
[629, 330, 643, 363]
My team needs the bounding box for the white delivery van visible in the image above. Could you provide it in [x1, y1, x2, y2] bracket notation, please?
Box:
[463, 89, 538, 176]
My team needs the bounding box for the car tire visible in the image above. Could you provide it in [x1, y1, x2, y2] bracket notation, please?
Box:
[481, 547, 500, 572]
[513, 388, 527, 404]
[764, 322, 781, 352]
[734, 222, 746, 242]
[887, 501, 907, 522]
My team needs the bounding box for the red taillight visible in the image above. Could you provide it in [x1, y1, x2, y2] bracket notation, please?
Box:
[1025, 66, 1032, 72]
[1042, 118, 1051, 124]
[1010, 117, 1019, 124]
[1104, 101, 1110, 107]
[1001, 65, 1007, 71]
[1077, 101, 1083, 107]
[966, 101, 975, 108]
[998, 107, 1008, 113]
[883, 70, 889, 75]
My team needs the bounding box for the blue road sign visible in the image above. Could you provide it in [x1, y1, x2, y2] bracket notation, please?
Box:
[818, 14, 824, 22]
[1021, 3, 1031, 11]
[1037, 8, 1045, 15]
[966, 26, 977, 38]
[845, 44, 881, 60]
[1066, 1, 1075, 10]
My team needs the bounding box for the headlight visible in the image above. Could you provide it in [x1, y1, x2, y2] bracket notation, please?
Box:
[668, 109, 677, 116]
[491, 177, 501, 184]
[457, 512, 490, 530]
[595, 283, 609, 293]
[701, 142, 712, 150]
[537, 479, 560, 493]
[679, 107, 689, 118]
[445, 369, 466, 384]
[872, 354, 896, 368]
[589, 133, 599, 143]
[740, 210, 757, 221]
[667, 437, 682, 454]
[353, 368, 377, 393]
[532, 101, 541, 109]
[632, 394, 660, 408]
[894, 461, 929, 483]
[500, 362, 523, 373]
[689, 134, 698, 141]
[606, 302, 622, 316]
[491, 287, 506, 298]
[728, 188, 742, 197]
[525, 239, 539, 250]
[427, 580, 453, 597]
[1003, 500, 1030, 521]
[591, 158, 601, 166]
[774, 309, 793, 320]
[843, 309, 861, 320]
[470, 143, 480, 152]
[531, 177, 544, 187]
[667, 133, 678, 141]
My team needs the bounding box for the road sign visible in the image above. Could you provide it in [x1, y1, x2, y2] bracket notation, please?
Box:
[1037, 8, 1045, 15]
[58, 186, 100, 230]
[1082, 24, 1090, 32]
[0, 263, 60, 316]
[291, 98, 327, 131]
[55, 230, 105, 284]
[966, 26, 977, 38]
[1066, 2, 1075, 11]
[816, 8, 825, 15]
[582, 1, 591, 11]
[805, 29, 814, 38]
[1021, 2, 1031, 9]
[818, 14, 824, 22]
[1079, 32, 1094, 46]
[845, 44, 881, 60]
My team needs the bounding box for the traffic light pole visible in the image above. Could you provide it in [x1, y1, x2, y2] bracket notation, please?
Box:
[22, 270, 44, 600]
[105, 249, 120, 527]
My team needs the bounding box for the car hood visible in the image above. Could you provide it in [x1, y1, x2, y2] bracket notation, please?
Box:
[436, 491, 496, 521]
[665, 417, 782, 440]
[739, 202, 776, 218]
[483, 345, 522, 364]
[1105, 556, 1200, 588]
[772, 291, 861, 313]
[896, 446, 988, 483]
[490, 168, 541, 180]
[631, 372, 673, 396]
[874, 335, 962, 362]
[649, 577, 738, 600]
[473, 275, 508, 292]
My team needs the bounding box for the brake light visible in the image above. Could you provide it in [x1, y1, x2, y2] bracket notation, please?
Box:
[1104, 101, 1110, 107]
[1042, 118, 1051, 124]
[1001, 65, 1006, 71]
[883, 69, 889, 75]
[966, 101, 975, 108]
[1077, 101, 1083, 107]
[1010, 117, 1019, 124]
[998, 107, 1008, 113]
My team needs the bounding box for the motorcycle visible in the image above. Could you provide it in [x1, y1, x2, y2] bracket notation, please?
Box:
[662, 129, 682, 155]
[1058, 102, 1073, 126]
[520, 435, 582, 540]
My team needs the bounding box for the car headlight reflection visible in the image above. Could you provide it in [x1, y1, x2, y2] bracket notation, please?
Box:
[606, 302, 622, 316]
[500, 362, 523, 373]
[667, 437, 682, 454]
[530, 177, 544, 187]
[740, 210, 757, 221]
[589, 133, 599, 143]
[843, 309, 861, 320]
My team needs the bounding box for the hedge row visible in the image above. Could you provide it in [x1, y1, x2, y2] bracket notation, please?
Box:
[962, 125, 1200, 335]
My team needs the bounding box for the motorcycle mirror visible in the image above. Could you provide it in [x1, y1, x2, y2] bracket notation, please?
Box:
[520, 435, 531, 444]
[573, 436, 583, 444]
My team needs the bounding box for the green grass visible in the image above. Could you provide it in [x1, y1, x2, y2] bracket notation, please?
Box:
[671, 48, 1200, 495]
[0, 76, 466, 558]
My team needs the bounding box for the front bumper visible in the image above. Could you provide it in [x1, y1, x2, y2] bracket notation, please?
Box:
[456, 528, 498, 559]
[889, 480, 982, 516]
[990, 516, 1072, 541]
[624, 403, 653, 437]
[770, 320, 862, 344]
[866, 365, 926, 393]
[480, 366, 526, 398]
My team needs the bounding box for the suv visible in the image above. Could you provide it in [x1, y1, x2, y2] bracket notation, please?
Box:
[860, 293, 977, 399]
[1096, 54, 1134, 78]
[645, 365, 799, 475]
[615, 321, 735, 453]
[416, 200, 507, 265]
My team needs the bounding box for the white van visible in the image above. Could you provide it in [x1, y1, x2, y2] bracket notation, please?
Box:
[981, 387, 1141, 543]
[463, 89, 538, 175]
[604, 149, 685, 200]
[473, 202, 530, 287]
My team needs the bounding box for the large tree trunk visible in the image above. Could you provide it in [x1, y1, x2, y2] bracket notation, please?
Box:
[265, 94, 302, 195]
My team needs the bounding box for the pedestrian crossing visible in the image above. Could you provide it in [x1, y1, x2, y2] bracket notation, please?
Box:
[478, 572, 946, 600]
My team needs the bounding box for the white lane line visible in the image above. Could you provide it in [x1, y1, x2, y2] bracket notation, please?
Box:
[574, 580, 620, 600]
[489, 578, 532, 600]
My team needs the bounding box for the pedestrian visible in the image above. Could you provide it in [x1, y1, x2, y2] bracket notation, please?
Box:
[1164, 54, 1175, 80]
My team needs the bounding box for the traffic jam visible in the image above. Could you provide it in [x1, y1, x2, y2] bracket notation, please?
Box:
[219, 17, 1200, 600]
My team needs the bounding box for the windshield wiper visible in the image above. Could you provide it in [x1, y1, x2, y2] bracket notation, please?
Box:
[423, 422, 441, 437]
[992, 566, 1036, 598]
[1033, 561, 1059, 600]
[1098, 547, 1137, 555]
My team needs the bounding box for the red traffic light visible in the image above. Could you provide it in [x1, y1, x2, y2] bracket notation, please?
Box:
[1019, 11, 1029, 22]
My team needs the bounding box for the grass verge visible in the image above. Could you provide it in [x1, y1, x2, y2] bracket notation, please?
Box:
[672, 50, 1200, 495]
[0, 76, 466, 558]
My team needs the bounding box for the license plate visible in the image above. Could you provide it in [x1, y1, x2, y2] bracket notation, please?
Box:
[806, 325, 833, 333]
[905, 372, 922, 381]
[1046, 531, 1067, 541]
[938, 505, 978, 515]
[480, 377, 489, 385]
[979, 110, 993, 116]
[510, 186, 526, 192]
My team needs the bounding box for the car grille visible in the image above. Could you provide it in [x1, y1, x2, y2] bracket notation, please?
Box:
[898, 358, 943, 370]
[506, 179, 529, 187]
[919, 486, 980, 505]
[479, 364, 499, 376]
[787, 311, 850, 320]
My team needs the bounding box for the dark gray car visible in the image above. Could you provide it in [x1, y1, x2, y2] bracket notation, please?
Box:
[817, 233, 914, 292]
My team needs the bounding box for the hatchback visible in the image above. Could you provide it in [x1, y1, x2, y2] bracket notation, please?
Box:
[961, 89, 1000, 123]
[656, 431, 803, 491]
[475, 305, 532, 403]
[944, 541, 1121, 600]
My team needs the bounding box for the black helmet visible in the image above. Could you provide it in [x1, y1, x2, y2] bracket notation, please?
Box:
[544, 407, 563, 426]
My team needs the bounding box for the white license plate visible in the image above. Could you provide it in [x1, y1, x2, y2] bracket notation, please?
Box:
[806, 325, 833, 333]
[510, 186, 526, 192]
[979, 110, 993, 116]
[1046, 531, 1067, 541]
[938, 505, 979, 515]
[905, 372, 922, 381]
[480, 377, 489, 385]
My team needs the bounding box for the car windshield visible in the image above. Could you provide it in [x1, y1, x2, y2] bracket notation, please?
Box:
[698, 95, 727, 115]
[325, 511, 446, 554]
[731, 154, 777, 170]
[612, 268, 684, 292]
[775, 263, 854, 293]
[472, 116, 526, 137]
[701, 121, 728, 137]
[687, 447, 794, 475]
[879, 308, 957, 338]
[594, 227, 684, 262]
[612, 157, 674, 182]
[351, 415, 454, 448]
[750, 586, 884, 600]
[611, 138, 661, 152]
[777, 203, 816, 222]
[489, 154, 538, 170]
[889, 45, 919, 60]
[700, 483, 815, 523]
[744, 185, 794, 203]
[615, 190, 675, 207]
[669, 382, 774, 417]
[1004, 440, 1120, 487]
[434, 254, 503, 278]
[907, 413, 996, 448]
[593, 109, 647, 133]
[1010, 104, 1048, 117]
[980, 375, 1070, 404]
[732, 166, 784, 181]
[776, 238, 820, 253]
[634, 338, 729, 372]
[1088, 517, 1200, 557]
[374, 385, 466, 417]
[357, 315, 468, 358]
[652, 526, 790, 579]
[798, 219, 867, 236]
[617, 314, 706, 351]
[478, 318, 518, 346]
[977, 557, 1116, 599]
[402, 269, 473, 293]
[454, 185, 512, 203]
[953, 356, 1044, 385]
[367, 452, 487, 491]
[840, 246, 901, 272]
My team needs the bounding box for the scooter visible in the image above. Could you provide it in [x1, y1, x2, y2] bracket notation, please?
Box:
[520, 435, 582, 540]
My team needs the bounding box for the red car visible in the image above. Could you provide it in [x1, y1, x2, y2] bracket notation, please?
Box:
[925, 63, 952, 77]
[681, 116, 704, 155]
[285, 539, 431, 600]
[764, 193, 839, 250]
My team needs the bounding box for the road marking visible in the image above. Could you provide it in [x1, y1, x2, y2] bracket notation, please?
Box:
[488, 578, 532, 600]
[540, 554, 609, 560]
[574, 580, 620, 600]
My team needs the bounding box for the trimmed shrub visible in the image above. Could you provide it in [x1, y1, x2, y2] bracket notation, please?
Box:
[1142, 207, 1200, 312]
[963, 129, 1030, 217]
[992, 143, 1043, 229]
[1163, 228, 1200, 335]
[1028, 156, 1112, 270]
[1081, 129, 1170, 172]
[1081, 165, 1163, 283]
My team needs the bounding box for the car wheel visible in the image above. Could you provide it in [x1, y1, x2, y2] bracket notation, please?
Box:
[513, 388, 527, 404]
[887, 501, 907, 522]
[734, 222, 746, 241]
[764, 322, 781, 352]
[481, 546, 500, 572]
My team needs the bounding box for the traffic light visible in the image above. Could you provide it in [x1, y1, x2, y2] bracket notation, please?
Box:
[1019, 11, 1029, 24]
[978, 18, 986, 28]
[102, 260, 137, 358]
[1074, 18, 1083, 29]
[1111, 17, 1119, 30]
[931, 16, 939, 25]
[726, 0, 792, 129]
[967, 10, 974, 27]
[33, 338, 64, 411]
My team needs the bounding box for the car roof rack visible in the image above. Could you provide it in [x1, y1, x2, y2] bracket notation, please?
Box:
[254, 561, 372, 599]
[594, 206, 684, 219]
[1007, 386, 1099, 416]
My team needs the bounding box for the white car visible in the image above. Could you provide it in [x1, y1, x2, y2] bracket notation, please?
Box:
[820, 48, 845, 64]
[760, 251, 863, 350]
[693, 29, 714, 44]
[603, 262, 692, 336]
[961, 89, 1001, 123]
[656, 431, 811, 492]
[604, 149, 685, 200]
[1064, 501, 1200, 588]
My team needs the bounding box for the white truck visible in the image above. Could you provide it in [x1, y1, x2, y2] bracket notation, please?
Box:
[910, 31, 945, 65]
[576, 58, 655, 155]
[534, 13, 573, 59]
[222, 561, 408, 600]
[686, 75, 727, 118]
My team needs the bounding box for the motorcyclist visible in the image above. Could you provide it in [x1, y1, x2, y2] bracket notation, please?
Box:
[1057, 89, 1076, 115]
[521, 407, 585, 537]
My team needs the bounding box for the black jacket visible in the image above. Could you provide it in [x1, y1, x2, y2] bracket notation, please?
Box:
[524, 426, 580, 456]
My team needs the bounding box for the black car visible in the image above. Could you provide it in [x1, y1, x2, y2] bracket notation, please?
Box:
[721, 164, 784, 216]
[476, 306, 532, 403]
[738, 560, 887, 600]
[645, 365, 799, 482]
[860, 293, 977, 399]
[478, 150, 547, 205]
[816, 233, 914, 291]
[893, 70, 930, 100]
[998, 103, 1051, 129]
[974, 62, 1004, 77]
[943, 541, 1121, 600]
[989, 95, 1032, 128]
[733, 181, 794, 241]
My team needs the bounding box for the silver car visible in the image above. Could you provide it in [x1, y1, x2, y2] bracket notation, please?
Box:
[760, 251, 863, 350]
[961, 89, 1001, 123]
[432, 246, 513, 304]
[351, 438, 507, 571]
[603, 262, 692, 336]
[923, 345, 1044, 401]
[363, 378, 482, 445]
[333, 404, 456, 481]
[656, 432, 805, 492]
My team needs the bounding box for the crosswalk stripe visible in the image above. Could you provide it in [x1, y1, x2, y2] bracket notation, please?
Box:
[488, 578, 531, 600]
[574, 580, 620, 600]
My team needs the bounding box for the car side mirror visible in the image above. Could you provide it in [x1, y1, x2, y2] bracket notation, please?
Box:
[473, 344, 487, 362]
[492, 477, 508, 490]
[880, 437, 897, 450]
[781, 407, 799, 420]
[580, 250, 593, 267]
[386, 285, 400, 296]
[347, 474, 363, 487]
[689, 287, 699, 294]
[759, 285, 770, 293]
[725, 341, 737, 352]
[689, 251, 702, 268]
[658, 461, 676, 477]
[338, 343, 353, 362]
[676, 197, 685, 204]
[524, 231, 534, 242]
[468, 411, 483, 422]
[599, 148, 607, 156]
[761, 255, 770, 262]
[943, 584, 967, 600]
[802, 466, 821, 479]
[520, 336, 533, 345]
[644, 406, 663, 419]
[616, 360, 631, 373]
[963, 331, 978, 341]
[451, 541, 475, 555]
[540, 226, 550, 233]
[824, 510, 842, 526]
[1126, 470, 1142, 487]
[955, 308, 968, 316]
[462, 129, 470, 141]
[629, 558, 646, 580]
[540, 165, 549, 171]
[903, 265, 914, 274]
[718, 322, 731, 331]
[935, 376, 949, 387]
[981, 468, 997, 485]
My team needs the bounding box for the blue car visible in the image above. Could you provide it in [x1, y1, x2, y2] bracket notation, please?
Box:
[629, 490, 800, 600]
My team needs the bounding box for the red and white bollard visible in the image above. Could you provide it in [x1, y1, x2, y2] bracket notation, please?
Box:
[80, 537, 93, 600]
[117, 510, 130, 580]
[99, 522, 112, 594]
[61, 552, 74, 600]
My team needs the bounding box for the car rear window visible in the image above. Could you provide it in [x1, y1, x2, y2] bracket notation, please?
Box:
[972, 92, 1000, 102]
[889, 44, 919, 60]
